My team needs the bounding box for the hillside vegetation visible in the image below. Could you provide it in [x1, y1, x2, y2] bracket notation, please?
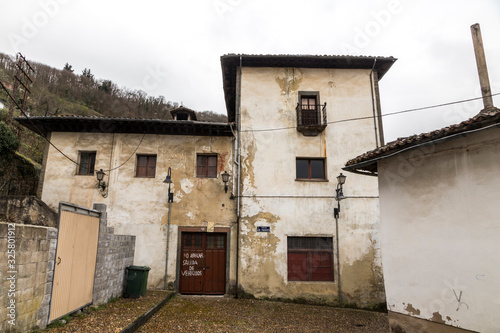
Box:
[0, 52, 228, 165]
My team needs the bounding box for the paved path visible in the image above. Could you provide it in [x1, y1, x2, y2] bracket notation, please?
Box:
[138, 295, 390, 332]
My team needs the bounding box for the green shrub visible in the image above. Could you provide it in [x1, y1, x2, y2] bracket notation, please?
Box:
[0, 121, 19, 156]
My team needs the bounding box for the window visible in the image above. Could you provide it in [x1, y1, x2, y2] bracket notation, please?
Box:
[197, 154, 217, 178]
[296, 91, 327, 136]
[300, 95, 319, 125]
[288, 237, 333, 281]
[78, 152, 96, 175]
[136, 155, 157, 178]
[296, 158, 325, 180]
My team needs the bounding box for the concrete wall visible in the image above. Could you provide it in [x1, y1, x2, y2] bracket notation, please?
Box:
[378, 128, 500, 332]
[0, 222, 57, 333]
[237, 67, 384, 306]
[92, 203, 135, 305]
[40, 133, 236, 289]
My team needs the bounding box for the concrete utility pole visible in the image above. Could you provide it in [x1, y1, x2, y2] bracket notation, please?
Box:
[470, 23, 496, 112]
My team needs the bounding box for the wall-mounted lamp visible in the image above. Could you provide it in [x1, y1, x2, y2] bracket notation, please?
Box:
[163, 167, 174, 203]
[221, 171, 230, 193]
[96, 169, 108, 197]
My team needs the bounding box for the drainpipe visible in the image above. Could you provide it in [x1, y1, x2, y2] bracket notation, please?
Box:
[470, 23, 495, 112]
[369, 59, 380, 148]
[235, 56, 242, 296]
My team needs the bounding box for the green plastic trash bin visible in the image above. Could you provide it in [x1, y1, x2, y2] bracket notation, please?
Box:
[125, 266, 150, 298]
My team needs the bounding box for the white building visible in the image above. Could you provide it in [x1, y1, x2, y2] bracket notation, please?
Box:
[345, 109, 500, 332]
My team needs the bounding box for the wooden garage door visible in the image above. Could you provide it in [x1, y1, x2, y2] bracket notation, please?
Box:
[179, 232, 226, 295]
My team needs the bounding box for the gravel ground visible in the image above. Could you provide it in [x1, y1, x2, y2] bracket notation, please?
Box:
[43, 290, 170, 333]
[139, 295, 390, 333]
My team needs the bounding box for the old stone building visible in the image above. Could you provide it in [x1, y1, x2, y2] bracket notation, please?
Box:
[221, 54, 395, 306]
[17, 54, 396, 307]
[19, 111, 238, 292]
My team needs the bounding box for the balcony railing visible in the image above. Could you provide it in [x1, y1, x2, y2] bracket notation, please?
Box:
[296, 103, 327, 136]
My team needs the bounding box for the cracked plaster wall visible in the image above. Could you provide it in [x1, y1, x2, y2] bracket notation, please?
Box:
[40, 132, 236, 289]
[238, 67, 385, 306]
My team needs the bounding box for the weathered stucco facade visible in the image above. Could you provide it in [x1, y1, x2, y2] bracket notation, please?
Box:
[18, 54, 397, 306]
[345, 110, 500, 332]
[221, 55, 396, 306]
[377, 127, 500, 332]
[37, 128, 237, 290]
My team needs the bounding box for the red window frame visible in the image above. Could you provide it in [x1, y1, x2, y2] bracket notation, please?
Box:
[136, 155, 157, 178]
[287, 237, 333, 282]
[197, 154, 217, 178]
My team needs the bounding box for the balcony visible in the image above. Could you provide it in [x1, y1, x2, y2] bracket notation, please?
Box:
[296, 103, 327, 136]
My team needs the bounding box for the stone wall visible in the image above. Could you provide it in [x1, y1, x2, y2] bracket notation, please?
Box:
[92, 203, 135, 305]
[0, 198, 136, 332]
[0, 222, 57, 333]
[0, 196, 57, 228]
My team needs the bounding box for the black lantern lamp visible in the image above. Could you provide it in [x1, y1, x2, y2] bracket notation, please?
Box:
[336, 173, 346, 201]
[163, 167, 174, 203]
[221, 171, 230, 193]
[96, 169, 108, 197]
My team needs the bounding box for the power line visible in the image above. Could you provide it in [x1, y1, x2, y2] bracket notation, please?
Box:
[242, 92, 500, 133]
[0, 80, 145, 172]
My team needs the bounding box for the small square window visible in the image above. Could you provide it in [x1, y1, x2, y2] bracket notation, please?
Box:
[296, 158, 325, 180]
[78, 152, 96, 175]
[288, 237, 333, 282]
[136, 155, 157, 178]
[197, 154, 217, 178]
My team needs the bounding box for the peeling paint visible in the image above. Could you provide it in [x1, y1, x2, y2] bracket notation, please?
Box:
[275, 68, 303, 96]
[180, 178, 194, 194]
[405, 303, 421, 316]
[431, 312, 446, 324]
[341, 246, 385, 305]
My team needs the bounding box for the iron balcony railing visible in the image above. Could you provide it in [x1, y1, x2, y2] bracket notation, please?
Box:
[296, 103, 327, 135]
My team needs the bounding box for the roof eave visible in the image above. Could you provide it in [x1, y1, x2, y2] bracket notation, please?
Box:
[221, 54, 397, 123]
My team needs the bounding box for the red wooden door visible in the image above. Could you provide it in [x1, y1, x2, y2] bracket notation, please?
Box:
[179, 232, 226, 294]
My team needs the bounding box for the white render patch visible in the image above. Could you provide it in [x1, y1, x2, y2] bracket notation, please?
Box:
[180, 178, 194, 194]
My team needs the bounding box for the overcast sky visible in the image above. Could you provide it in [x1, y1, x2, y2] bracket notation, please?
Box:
[1, 0, 499, 142]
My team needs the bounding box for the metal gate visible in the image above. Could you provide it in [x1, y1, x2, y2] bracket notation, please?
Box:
[179, 232, 226, 295]
[49, 203, 100, 322]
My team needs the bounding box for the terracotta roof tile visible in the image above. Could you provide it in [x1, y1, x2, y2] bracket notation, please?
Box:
[344, 107, 500, 173]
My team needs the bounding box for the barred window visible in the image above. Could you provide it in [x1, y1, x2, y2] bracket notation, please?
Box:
[287, 237, 333, 281]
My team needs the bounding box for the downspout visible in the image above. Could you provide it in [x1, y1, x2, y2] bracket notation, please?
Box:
[369, 59, 380, 148]
[235, 56, 242, 296]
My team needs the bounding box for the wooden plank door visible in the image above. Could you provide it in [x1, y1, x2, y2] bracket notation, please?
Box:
[179, 232, 226, 295]
[179, 233, 205, 294]
[49, 206, 99, 322]
[203, 233, 226, 294]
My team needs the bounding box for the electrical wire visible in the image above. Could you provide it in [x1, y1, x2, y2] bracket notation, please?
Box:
[241, 92, 500, 133]
[3, 76, 500, 168]
[0, 80, 145, 172]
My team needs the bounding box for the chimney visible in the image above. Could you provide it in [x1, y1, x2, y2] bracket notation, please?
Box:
[470, 23, 497, 113]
